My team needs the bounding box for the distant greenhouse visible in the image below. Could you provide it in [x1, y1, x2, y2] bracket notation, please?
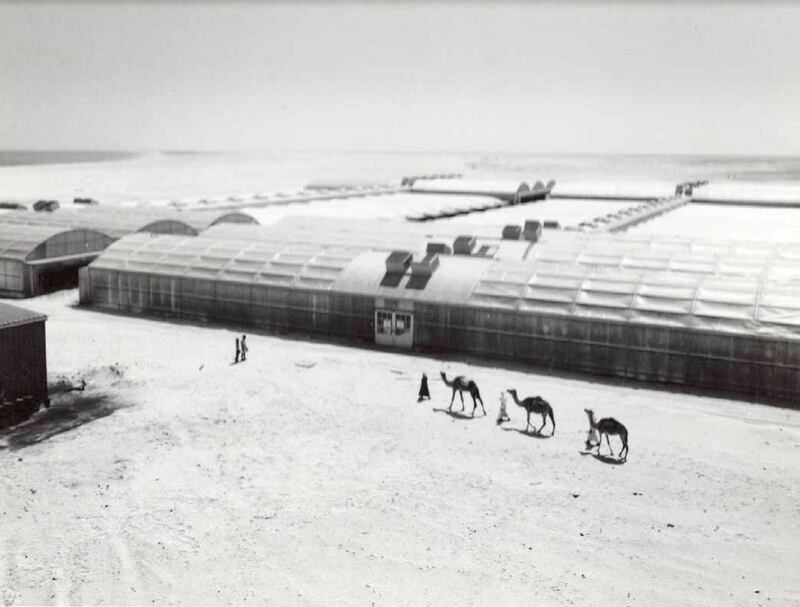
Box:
[0, 207, 257, 240]
[0, 224, 114, 297]
[80, 227, 800, 406]
[409, 179, 544, 203]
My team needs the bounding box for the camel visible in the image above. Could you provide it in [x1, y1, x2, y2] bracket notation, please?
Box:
[584, 409, 628, 460]
[506, 389, 555, 435]
[439, 372, 485, 416]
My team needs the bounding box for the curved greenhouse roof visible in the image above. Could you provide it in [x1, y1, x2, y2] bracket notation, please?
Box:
[410, 179, 531, 199]
[90, 230, 800, 339]
[203, 222, 431, 254]
[202, 219, 533, 262]
[0, 208, 257, 240]
[90, 232, 368, 289]
[550, 181, 676, 200]
[0, 223, 114, 262]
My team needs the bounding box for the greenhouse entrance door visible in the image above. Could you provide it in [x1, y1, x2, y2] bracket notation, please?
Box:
[375, 310, 414, 348]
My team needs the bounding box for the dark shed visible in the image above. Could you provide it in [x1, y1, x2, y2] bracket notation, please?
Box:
[0, 302, 47, 427]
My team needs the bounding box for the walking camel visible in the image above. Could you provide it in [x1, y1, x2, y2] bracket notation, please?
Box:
[506, 389, 555, 435]
[584, 409, 628, 460]
[439, 372, 485, 416]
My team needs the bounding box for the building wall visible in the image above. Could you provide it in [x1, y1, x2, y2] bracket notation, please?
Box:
[413, 303, 800, 406]
[81, 267, 800, 407]
[83, 269, 375, 341]
[0, 259, 24, 297]
[0, 320, 48, 405]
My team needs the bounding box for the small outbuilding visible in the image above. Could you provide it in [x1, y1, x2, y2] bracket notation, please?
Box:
[0, 302, 47, 427]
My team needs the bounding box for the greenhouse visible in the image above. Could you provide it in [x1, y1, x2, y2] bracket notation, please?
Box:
[0, 224, 114, 297]
[80, 229, 800, 405]
[409, 179, 539, 203]
[0, 207, 257, 240]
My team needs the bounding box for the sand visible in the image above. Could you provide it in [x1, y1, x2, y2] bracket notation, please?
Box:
[1, 289, 798, 606]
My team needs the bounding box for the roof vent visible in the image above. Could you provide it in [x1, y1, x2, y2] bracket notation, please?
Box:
[410, 253, 440, 278]
[502, 224, 521, 240]
[523, 220, 542, 242]
[381, 250, 411, 287]
[385, 250, 412, 274]
[427, 242, 452, 255]
[407, 253, 439, 290]
[453, 235, 477, 255]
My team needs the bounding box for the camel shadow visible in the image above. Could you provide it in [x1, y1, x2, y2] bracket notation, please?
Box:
[0, 392, 126, 451]
[579, 450, 627, 465]
[501, 427, 552, 439]
[432, 407, 483, 421]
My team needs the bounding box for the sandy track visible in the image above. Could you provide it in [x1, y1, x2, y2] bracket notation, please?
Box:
[1, 290, 799, 605]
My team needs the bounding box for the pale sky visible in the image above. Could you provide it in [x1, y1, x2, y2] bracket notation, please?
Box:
[1, 1, 799, 155]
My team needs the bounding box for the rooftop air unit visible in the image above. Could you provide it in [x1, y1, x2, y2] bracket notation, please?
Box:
[543, 220, 560, 229]
[502, 224, 522, 240]
[453, 235, 477, 255]
[426, 242, 452, 255]
[523, 220, 543, 242]
[407, 253, 440, 290]
[385, 250, 412, 274]
[410, 253, 440, 278]
[381, 250, 412, 287]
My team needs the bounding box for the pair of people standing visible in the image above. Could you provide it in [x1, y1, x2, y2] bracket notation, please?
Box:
[235, 335, 248, 363]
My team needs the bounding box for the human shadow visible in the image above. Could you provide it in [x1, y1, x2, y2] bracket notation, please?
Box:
[579, 450, 626, 465]
[0, 392, 126, 451]
[501, 427, 552, 439]
[432, 407, 483, 421]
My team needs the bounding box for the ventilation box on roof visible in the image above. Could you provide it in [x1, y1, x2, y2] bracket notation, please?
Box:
[410, 253, 440, 278]
[385, 251, 412, 274]
[407, 252, 440, 290]
[427, 242, 452, 255]
[502, 225, 521, 240]
[523, 220, 543, 242]
[453, 235, 477, 255]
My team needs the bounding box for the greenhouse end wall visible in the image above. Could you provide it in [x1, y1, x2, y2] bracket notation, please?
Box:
[80, 268, 800, 407]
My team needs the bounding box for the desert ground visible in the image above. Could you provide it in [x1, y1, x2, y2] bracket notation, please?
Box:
[1, 289, 798, 606]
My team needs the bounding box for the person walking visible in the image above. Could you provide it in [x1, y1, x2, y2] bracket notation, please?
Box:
[235, 337, 240, 364]
[496, 391, 511, 425]
[417, 373, 430, 402]
[240, 335, 248, 362]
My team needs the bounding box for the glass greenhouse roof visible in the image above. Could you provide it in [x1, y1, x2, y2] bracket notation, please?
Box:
[90, 230, 800, 339]
[0, 223, 111, 262]
[0, 208, 256, 240]
[91, 232, 364, 289]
